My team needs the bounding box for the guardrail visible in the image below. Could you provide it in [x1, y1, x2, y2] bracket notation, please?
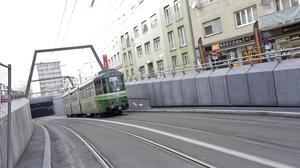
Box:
[125, 47, 300, 81]
[1, 90, 25, 103]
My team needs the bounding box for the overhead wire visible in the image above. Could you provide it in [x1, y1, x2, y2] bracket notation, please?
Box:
[50, 0, 68, 60]
[63, 0, 78, 41]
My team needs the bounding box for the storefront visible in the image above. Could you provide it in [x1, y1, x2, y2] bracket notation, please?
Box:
[205, 34, 257, 67]
[262, 22, 300, 58]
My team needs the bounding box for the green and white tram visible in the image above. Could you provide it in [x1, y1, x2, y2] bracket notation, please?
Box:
[63, 69, 128, 117]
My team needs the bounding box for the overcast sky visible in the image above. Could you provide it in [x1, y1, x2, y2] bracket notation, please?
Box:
[0, 0, 139, 91]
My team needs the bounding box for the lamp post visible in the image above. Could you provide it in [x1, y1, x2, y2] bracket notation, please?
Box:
[0, 62, 12, 168]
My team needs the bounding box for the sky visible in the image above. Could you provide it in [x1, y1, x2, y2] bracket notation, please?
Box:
[0, 0, 138, 92]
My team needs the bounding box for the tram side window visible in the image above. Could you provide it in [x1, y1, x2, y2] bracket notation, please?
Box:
[94, 79, 104, 95]
[102, 78, 109, 94]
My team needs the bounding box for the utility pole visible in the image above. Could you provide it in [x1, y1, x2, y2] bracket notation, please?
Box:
[185, 0, 197, 66]
[0, 62, 12, 168]
[7, 64, 11, 168]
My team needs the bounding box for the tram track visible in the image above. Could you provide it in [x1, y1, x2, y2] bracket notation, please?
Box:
[57, 124, 114, 168]
[111, 117, 300, 153]
[79, 121, 216, 168]
[41, 116, 299, 168]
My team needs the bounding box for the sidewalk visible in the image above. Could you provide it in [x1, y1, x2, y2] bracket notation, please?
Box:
[16, 123, 45, 168]
[125, 106, 300, 118]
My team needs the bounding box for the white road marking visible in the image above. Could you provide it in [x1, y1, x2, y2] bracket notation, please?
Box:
[46, 116, 297, 168]
[35, 121, 51, 168]
[88, 123, 216, 168]
[134, 114, 300, 129]
[95, 119, 296, 168]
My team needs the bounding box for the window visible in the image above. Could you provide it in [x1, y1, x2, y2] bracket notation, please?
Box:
[174, 0, 183, 20]
[182, 53, 189, 66]
[203, 18, 222, 36]
[131, 68, 135, 76]
[178, 26, 187, 46]
[276, 0, 299, 11]
[157, 60, 164, 72]
[117, 52, 120, 61]
[128, 51, 133, 64]
[153, 37, 161, 51]
[134, 26, 139, 38]
[142, 20, 148, 34]
[125, 32, 130, 47]
[199, 0, 216, 6]
[144, 41, 151, 54]
[150, 14, 158, 28]
[137, 45, 143, 57]
[139, 66, 145, 76]
[123, 53, 128, 66]
[171, 56, 178, 69]
[121, 35, 125, 49]
[164, 6, 172, 26]
[114, 55, 117, 63]
[168, 31, 176, 50]
[235, 6, 257, 27]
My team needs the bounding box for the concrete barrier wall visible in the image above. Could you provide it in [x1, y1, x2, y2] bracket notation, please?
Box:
[0, 98, 33, 168]
[125, 58, 300, 107]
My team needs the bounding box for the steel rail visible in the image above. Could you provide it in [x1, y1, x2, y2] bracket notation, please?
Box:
[58, 124, 114, 168]
[78, 121, 216, 168]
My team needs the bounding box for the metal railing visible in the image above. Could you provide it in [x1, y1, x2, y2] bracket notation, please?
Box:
[126, 47, 300, 81]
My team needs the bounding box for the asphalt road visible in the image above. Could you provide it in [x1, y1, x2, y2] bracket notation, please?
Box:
[22, 112, 300, 168]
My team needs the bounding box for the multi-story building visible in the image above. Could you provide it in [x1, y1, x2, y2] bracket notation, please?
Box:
[105, 0, 166, 80]
[105, 0, 300, 79]
[189, 0, 300, 65]
[36, 61, 63, 96]
[259, 0, 300, 52]
[160, 0, 197, 72]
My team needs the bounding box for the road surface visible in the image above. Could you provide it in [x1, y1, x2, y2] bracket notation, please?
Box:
[18, 112, 300, 168]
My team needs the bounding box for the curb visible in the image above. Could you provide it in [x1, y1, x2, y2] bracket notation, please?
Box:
[125, 108, 300, 118]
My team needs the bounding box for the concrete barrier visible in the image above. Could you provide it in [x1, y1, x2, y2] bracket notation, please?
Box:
[227, 65, 252, 105]
[247, 62, 278, 106]
[125, 59, 300, 107]
[161, 76, 173, 106]
[181, 73, 199, 106]
[170, 74, 184, 106]
[195, 70, 213, 105]
[0, 98, 33, 168]
[209, 68, 231, 105]
[152, 78, 163, 106]
[274, 58, 300, 106]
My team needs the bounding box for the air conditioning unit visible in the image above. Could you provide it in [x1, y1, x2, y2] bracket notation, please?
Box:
[261, 0, 271, 6]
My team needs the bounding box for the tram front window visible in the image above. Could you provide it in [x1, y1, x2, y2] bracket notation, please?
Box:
[102, 76, 125, 94]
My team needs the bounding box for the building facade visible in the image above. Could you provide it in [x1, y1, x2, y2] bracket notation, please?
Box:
[105, 0, 300, 79]
[36, 61, 63, 96]
[160, 0, 197, 72]
[190, 0, 300, 65]
[105, 0, 167, 81]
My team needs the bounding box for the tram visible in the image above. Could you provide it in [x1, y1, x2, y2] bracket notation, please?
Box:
[63, 69, 128, 117]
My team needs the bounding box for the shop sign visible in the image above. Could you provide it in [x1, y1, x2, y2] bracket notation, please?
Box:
[219, 36, 254, 49]
[290, 34, 300, 41]
[212, 44, 220, 51]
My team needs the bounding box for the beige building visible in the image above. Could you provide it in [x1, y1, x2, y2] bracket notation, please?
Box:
[160, 0, 197, 73]
[106, 0, 167, 81]
[107, 0, 300, 79]
[189, 0, 300, 65]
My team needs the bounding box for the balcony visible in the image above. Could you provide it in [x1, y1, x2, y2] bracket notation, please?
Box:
[259, 5, 300, 30]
